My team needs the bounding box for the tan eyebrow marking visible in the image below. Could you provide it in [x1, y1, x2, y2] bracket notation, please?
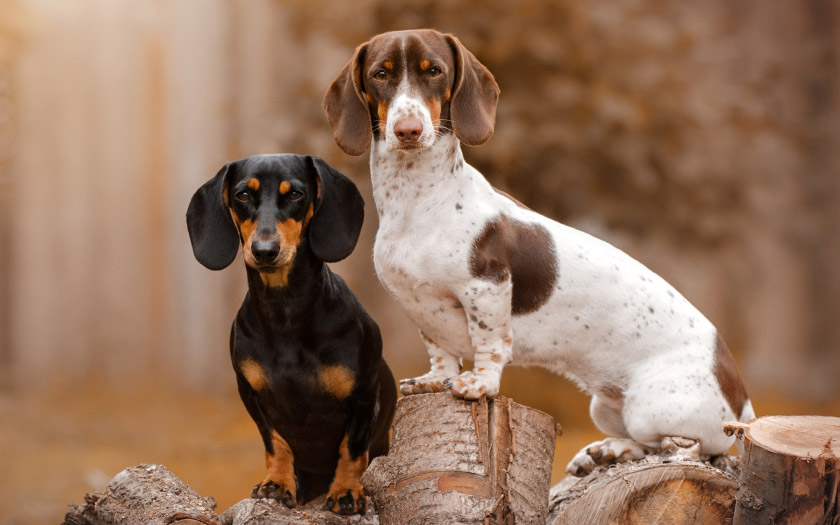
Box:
[247, 178, 260, 190]
[384, 60, 394, 70]
[420, 59, 430, 71]
[279, 181, 291, 194]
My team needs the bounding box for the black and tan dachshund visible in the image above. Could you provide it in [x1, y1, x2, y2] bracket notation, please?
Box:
[186, 154, 396, 515]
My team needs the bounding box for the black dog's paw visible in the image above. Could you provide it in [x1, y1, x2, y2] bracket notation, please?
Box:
[324, 488, 366, 515]
[251, 480, 296, 508]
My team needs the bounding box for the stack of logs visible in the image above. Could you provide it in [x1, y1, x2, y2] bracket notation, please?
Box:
[63, 394, 839, 525]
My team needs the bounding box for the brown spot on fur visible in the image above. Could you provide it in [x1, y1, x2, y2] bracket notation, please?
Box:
[239, 219, 257, 263]
[713, 334, 748, 417]
[279, 181, 291, 194]
[241, 358, 267, 391]
[260, 429, 296, 503]
[420, 59, 430, 71]
[469, 215, 558, 315]
[428, 97, 442, 131]
[277, 218, 304, 247]
[443, 88, 451, 103]
[319, 365, 355, 399]
[260, 267, 291, 288]
[490, 354, 502, 363]
[377, 101, 389, 129]
[325, 435, 368, 512]
[304, 203, 314, 227]
[247, 178, 260, 191]
[383, 60, 393, 70]
[493, 187, 531, 210]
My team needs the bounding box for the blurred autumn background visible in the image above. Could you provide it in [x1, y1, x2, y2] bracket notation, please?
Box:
[1, 0, 839, 522]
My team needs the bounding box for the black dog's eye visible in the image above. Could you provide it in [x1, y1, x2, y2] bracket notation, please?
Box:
[288, 190, 304, 201]
[374, 70, 387, 81]
[428, 66, 442, 77]
[235, 191, 251, 202]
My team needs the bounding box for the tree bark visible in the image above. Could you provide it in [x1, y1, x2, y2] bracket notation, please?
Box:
[62, 464, 220, 525]
[547, 447, 739, 525]
[724, 415, 840, 525]
[219, 496, 379, 525]
[361, 393, 557, 525]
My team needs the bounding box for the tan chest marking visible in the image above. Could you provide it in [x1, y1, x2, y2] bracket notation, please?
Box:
[240, 358, 267, 391]
[318, 365, 355, 399]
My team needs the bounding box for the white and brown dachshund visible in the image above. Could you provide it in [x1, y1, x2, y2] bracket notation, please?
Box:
[323, 29, 754, 475]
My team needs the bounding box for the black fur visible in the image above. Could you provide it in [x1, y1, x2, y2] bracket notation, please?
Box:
[186, 154, 396, 512]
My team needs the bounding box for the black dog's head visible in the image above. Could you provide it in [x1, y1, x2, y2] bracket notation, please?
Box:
[187, 154, 364, 279]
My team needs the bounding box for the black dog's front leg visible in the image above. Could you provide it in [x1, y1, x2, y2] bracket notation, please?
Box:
[235, 373, 298, 508]
[322, 374, 381, 515]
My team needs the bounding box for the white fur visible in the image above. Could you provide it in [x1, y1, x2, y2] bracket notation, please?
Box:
[369, 83, 753, 475]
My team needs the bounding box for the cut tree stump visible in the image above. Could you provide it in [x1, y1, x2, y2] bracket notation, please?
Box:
[547, 440, 740, 525]
[361, 392, 557, 524]
[62, 464, 220, 525]
[220, 495, 379, 525]
[724, 415, 840, 525]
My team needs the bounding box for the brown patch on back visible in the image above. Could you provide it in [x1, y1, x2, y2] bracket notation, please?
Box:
[279, 181, 291, 195]
[247, 178, 260, 191]
[318, 364, 355, 399]
[493, 187, 531, 210]
[261, 429, 297, 503]
[469, 215, 558, 315]
[240, 358, 267, 391]
[713, 334, 748, 417]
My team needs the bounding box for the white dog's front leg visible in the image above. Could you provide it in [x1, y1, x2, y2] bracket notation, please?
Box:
[446, 277, 513, 399]
[399, 331, 461, 395]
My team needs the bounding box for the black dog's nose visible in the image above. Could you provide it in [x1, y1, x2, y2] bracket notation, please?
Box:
[251, 241, 280, 263]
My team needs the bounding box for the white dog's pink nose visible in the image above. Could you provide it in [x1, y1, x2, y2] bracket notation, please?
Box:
[394, 117, 423, 143]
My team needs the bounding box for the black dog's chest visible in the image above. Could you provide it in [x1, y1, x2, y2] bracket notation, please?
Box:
[235, 330, 353, 418]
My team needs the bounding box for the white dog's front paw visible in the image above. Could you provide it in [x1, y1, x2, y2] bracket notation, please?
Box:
[444, 370, 500, 400]
[566, 438, 655, 476]
[399, 372, 451, 395]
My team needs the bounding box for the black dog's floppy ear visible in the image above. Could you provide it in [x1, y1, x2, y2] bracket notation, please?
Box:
[445, 34, 500, 146]
[323, 42, 372, 156]
[186, 162, 240, 270]
[307, 156, 365, 263]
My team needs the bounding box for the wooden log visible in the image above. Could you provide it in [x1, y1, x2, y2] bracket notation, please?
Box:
[548, 440, 740, 524]
[219, 495, 379, 525]
[724, 415, 840, 525]
[361, 393, 557, 525]
[62, 464, 220, 525]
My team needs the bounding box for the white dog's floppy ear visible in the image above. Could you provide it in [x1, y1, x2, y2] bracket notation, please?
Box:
[323, 42, 372, 156]
[186, 162, 240, 270]
[307, 156, 365, 262]
[444, 34, 500, 146]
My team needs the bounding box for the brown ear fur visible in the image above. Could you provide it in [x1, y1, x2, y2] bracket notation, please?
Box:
[445, 34, 500, 146]
[323, 43, 371, 156]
